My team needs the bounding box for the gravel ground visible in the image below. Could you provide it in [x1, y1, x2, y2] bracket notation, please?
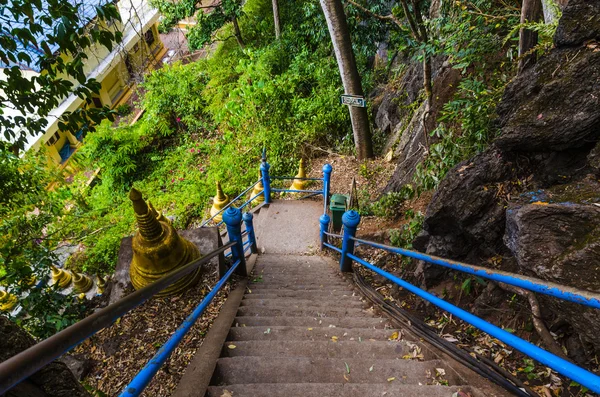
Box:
[75, 267, 238, 397]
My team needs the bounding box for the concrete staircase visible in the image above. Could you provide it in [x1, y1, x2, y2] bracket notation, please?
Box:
[207, 253, 488, 396]
[175, 200, 510, 396]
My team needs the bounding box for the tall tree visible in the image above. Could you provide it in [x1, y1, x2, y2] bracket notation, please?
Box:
[153, 0, 245, 51]
[347, 0, 433, 117]
[272, 0, 281, 39]
[320, 0, 373, 159]
[518, 0, 544, 72]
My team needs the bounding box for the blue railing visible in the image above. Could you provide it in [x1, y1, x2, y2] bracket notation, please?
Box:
[320, 210, 600, 394]
[201, 150, 332, 228]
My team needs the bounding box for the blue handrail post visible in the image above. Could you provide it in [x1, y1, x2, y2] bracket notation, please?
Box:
[322, 163, 332, 214]
[340, 210, 360, 272]
[222, 207, 247, 276]
[242, 212, 258, 254]
[260, 151, 271, 204]
[319, 214, 330, 250]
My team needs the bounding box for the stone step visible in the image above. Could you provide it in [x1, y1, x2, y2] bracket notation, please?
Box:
[242, 290, 360, 299]
[212, 357, 460, 385]
[246, 288, 355, 295]
[252, 265, 338, 273]
[233, 316, 389, 329]
[227, 326, 398, 342]
[246, 285, 355, 293]
[207, 383, 477, 397]
[237, 306, 375, 318]
[239, 298, 366, 309]
[248, 281, 353, 289]
[221, 340, 431, 360]
[250, 273, 344, 282]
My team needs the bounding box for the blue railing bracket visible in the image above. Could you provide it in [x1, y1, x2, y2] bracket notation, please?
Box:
[242, 212, 258, 254]
[340, 210, 360, 272]
[319, 214, 331, 250]
[322, 163, 332, 215]
[222, 207, 247, 276]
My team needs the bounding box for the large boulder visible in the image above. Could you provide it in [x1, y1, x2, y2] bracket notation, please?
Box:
[415, 0, 600, 354]
[554, 0, 600, 47]
[495, 47, 600, 152]
[504, 202, 600, 354]
[0, 317, 91, 397]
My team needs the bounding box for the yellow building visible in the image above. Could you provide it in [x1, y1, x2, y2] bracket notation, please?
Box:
[0, 0, 166, 165]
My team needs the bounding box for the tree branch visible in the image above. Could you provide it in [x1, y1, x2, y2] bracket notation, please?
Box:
[345, 0, 401, 26]
[498, 283, 567, 359]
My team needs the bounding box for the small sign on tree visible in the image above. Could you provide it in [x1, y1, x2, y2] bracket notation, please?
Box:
[340, 94, 366, 108]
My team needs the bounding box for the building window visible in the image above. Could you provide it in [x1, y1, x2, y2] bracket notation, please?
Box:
[92, 97, 103, 108]
[144, 29, 155, 46]
[45, 131, 60, 146]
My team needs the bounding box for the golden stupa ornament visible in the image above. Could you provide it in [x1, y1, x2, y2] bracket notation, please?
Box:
[96, 274, 107, 295]
[129, 188, 202, 296]
[250, 170, 265, 206]
[0, 290, 18, 312]
[289, 159, 308, 191]
[210, 181, 230, 223]
[51, 265, 72, 288]
[73, 272, 93, 293]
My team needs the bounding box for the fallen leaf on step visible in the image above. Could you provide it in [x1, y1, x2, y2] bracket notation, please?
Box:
[227, 344, 236, 349]
[307, 328, 313, 331]
[345, 362, 350, 374]
[264, 328, 271, 334]
[369, 365, 374, 372]
[220, 390, 233, 397]
[387, 377, 396, 382]
[343, 374, 350, 381]
[331, 336, 338, 342]
[388, 331, 399, 341]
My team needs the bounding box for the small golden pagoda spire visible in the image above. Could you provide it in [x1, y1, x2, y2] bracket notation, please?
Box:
[289, 159, 308, 191]
[0, 290, 18, 312]
[73, 272, 93, 293]
[251, 170, 265, 206]
[130, 189, 163, 241]
[210, 181, 230, 223]
[96, 274, 106, 295]
[51, 265, 72, 288]
[129, 188, 202, 296]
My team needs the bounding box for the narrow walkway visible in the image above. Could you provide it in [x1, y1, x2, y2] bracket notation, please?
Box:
[177, 200, 509, 396]
[206, 254, 493, 396]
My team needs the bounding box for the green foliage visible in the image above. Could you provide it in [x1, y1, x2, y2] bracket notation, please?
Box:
[141, 62, 212, 135]
[0, 0, 122, 149]
[363, 185, 415, 219]
[116, 104, 132, 117]
[389, 209, 424, 249]
[407, 0, 520, 193]
[0, 151, 86, 338]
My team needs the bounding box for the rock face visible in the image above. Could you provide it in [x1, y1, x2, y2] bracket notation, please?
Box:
[417, 0, 600, 355]
[505, 202, 600, 356]
[0, 317, 91, 397]
[373, 56, 461, 193]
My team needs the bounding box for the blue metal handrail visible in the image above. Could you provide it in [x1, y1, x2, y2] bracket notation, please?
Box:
[0, 242, 235, 394]
[320, 210, 600, 394]
[120, 258, 242, 397]
[351, 237, 600, 309]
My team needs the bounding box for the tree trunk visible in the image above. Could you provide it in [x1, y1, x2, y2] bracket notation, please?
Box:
[232, 16, 245, 49]
[272, 0, 281, 39]
[518, 0, 543, 73]
[541, 0, 559, 23]
[319, 0, 373, 159]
